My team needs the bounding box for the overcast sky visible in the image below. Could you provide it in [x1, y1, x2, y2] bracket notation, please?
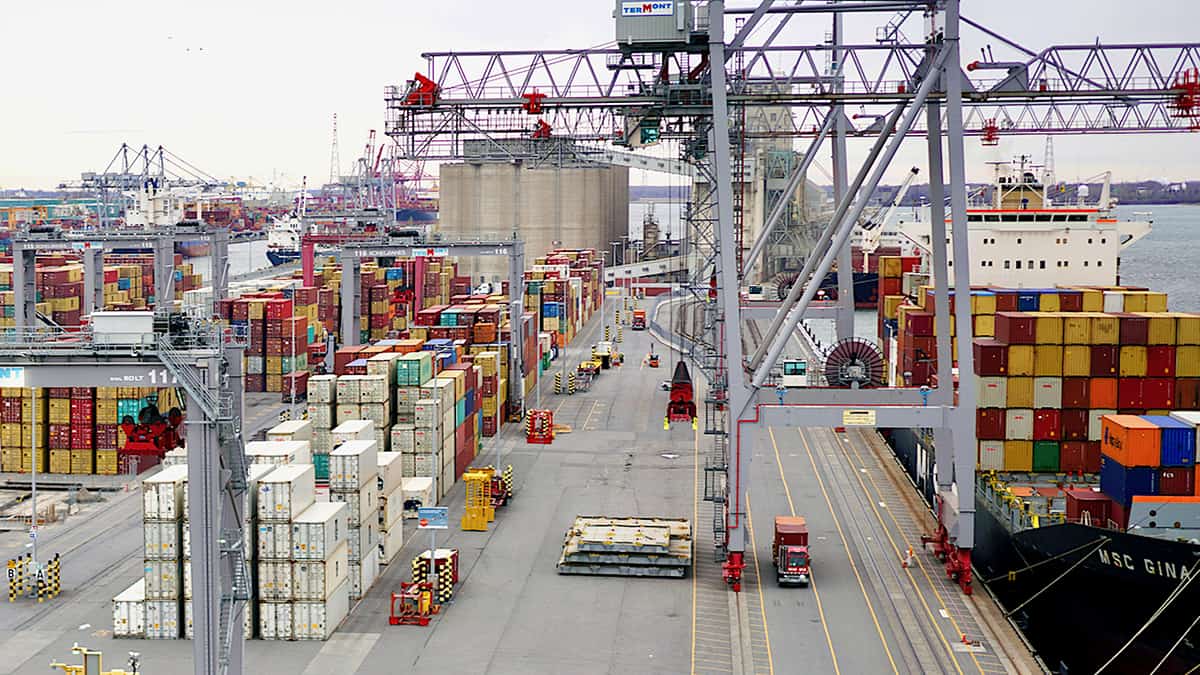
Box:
[2, 1, 1197, 189]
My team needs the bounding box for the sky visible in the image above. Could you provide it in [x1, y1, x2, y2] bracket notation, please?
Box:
[2, 1, 1198, 190]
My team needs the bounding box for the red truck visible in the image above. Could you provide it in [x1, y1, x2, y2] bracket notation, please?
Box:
[772, 516, 811, 586]
[631, 309, 647, 330]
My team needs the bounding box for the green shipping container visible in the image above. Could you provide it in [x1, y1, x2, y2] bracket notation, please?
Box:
[313, 453, 330, 482]
[455, 399, 466, 426]
[1032, 440, 1060, 472]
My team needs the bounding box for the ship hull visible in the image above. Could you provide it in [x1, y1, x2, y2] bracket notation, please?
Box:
[175, 240, 212, 258]
[882, 429, 1200, 674]
[266, 249, 301, 266]
[817, 271, 879, 309]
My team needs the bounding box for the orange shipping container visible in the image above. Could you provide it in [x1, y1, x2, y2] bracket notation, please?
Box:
[1100, 415, 1161, 468]
[1090, 378, 1118, 409]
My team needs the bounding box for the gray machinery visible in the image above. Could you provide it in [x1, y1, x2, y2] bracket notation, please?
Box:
[337, 238, 526, 415]
[386, 0, 1200, 594]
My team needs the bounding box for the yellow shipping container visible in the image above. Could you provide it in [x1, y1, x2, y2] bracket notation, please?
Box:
[22, 449, 48, 473]
[266, 356, 282, 374]
[882, 295, 904, 320]
[1145, 292, 1168, 312]
[266, 374, 283, 392]
[96, 450, 118, 475]
[97, 387, 118, 400]
[1038, 293, 1061, 312]
[1003, 441, 1034, 472]
[1, 447, 21, 472]
[49, 449, 72, 474]
[879, 256, 902, 279]
[974, 314, 996, 338]
[1090, 314, 1119, 344]
[1062, 345, 1092, 377]
[971, 293, 997, 315]
[1136, 313, 1177, 345]
[1034, 345, 1064, 377]
[1174, 313, 1200, 345]
[1118, 346, 1148, 377]
[1034, 314, 1063, 344]
[1062, 315, 1091, 344]
[1177, 346, 1200, 378]
[482, 397, 498, 416]
[1006, 377, 1034, 408]
[1008, 345, 1035, 376]
[48, 398, 71, 424]
[70, 450, 94, 474]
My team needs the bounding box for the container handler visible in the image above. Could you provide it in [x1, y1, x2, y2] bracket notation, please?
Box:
[772, 516, 811, 586]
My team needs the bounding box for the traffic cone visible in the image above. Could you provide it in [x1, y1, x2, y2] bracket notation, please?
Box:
[901, 546, 915, 568]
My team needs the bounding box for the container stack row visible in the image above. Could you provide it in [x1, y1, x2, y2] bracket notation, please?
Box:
[329, 440, 380, 600]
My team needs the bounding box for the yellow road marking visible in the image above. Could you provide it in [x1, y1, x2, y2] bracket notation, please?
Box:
[798, 428, 900, 675]
[691, 425, 699, 675]
[768, 427, 839, 675]
[744, 493, 776, 675]
[834, 432, 983, 674]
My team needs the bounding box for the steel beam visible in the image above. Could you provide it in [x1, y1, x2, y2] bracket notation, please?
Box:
[739, 303, 842, 321]
[832, 9, 855, 342]
[751, 46, 949, 388]
[746, 402, 951, 429]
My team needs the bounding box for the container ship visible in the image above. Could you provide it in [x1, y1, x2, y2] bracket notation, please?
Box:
[873, 160, 1199, 673]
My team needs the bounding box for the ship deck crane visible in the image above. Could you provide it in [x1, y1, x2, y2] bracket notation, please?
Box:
[859, 166, 919, 271]
[385, 1, 1200, 596]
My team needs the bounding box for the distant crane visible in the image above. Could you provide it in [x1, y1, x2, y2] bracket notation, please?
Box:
[329, 113, 341, 186]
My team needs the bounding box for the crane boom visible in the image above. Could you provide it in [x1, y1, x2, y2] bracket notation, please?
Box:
[860, 166, 919, 270]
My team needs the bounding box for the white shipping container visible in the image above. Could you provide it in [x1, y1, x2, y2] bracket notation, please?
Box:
[347, 521, 378, 562]
[258, 522, 293, 560]
[414, 428, 441, 454]
[293, 580, 350, 640]
[377, 452, 404, 496]
[401, 477, 435, 518]
[184, 600, 253, 639]
[391, 425, 416, 453]
[245, 440, 311, 467]
[380, 485, 406, 529]
[1005, 409, 1034, 441]
[259, 601, 294, 640]
[307, 374, 337, 403]
[366, 352, 402, 378]
[268, 419, 314, 442]
[331, 481, 379, 527]
[1033, 377, 1063, 409]
[307, 403, 336, 429]
[1102, 291, 1125, 313]
[401, 453, 437, 479]
[257, 464, 316, 523]
[976, 377, 1006, 409]
[162, 448, 188, 466]
[374, 427, 390, 453]
[258, 560, 294, 601]
[113, 579, 146, 638]
[292, 541, 350, 601]
[336, 374, 362, 403]
[292, 502, 348, 561]
[360, 401, 391, 429]
[978, 440, 1005, 471]
[395, 386, 422, 410]
[379, 523, 404, 565]
[414, 399, 441, 428]
[337, 404, 361, 425]
[143, 465, 189, 521]
[144, 560, 181, 600]
[183, 558, 191, 599]
[441, 409, 456, 437]
[440, 460, 456, 500]
[422, 379, 455, 412]
[359, 374, 390, 403]
[332, 419, 375, 444]
[145, 599, 181, 639]
[441, 444, 454, 469]
[348, 550, 379, 600]
[144, 521, 182, 560]
[1089, 408, 1118, 441]
[312, 428, 334, 455]
[330, 440, 379, 490]
[246, 463, 277, 520]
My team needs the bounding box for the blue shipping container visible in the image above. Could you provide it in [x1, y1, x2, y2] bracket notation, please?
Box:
[1016, 292, 1041, 311]
[1100, 454, 1159, 507]
[1142, 415, 1196, 467]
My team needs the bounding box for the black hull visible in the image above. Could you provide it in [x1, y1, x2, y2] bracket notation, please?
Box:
[817, 271, 879, 308]
[266, 249, 301, 266]
[882, 429, 1200, 674]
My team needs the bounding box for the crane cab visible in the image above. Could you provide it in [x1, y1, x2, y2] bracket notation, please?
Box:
[781, 359, 808, 388]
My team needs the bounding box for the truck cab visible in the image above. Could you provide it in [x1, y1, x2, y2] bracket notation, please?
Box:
[772, 516, 811, 586]
[592, 341, 615, 369]
[631, 310, 647, 330]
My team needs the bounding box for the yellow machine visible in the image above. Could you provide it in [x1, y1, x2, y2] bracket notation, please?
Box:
[51, 645, 140, 675]
[461, 468, 496, 530]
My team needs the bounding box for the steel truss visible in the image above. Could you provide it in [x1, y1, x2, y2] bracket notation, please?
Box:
[386, 1, 1196, 595]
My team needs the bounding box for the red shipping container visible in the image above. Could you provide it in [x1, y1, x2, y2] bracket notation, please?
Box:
[95, 424, 118, 449]
[1033, 409, 1061, 440]
[1085, 441, 1102, 472]
[905, 312, 934, 337]
[71, 387, 92, 399]
[880, 277, 902, 297]
[1065, 488, 1111, 524]
[232, 300, 250, 321]
[1117, 378, 1145, 409]
[1143, 378, 1175, 409]
[481, 376, 498, 396]
[264, 298, 293, 320]
[1059, 442, 1089, 473]
[977, 408, 1006, 440]
[1089, 346, 1119, 376]
[1146, 346, 1176, 377]
[119, 450, 160, 475]
[334, 346, 367, 374]
[1060, 409, 1089, 441]
[992, 290, 1019, 312]
[1159, 468, 1195, 496]
[1058, 291, 1083, 312]
[1090, 378, 1118, 409]
[244, 374, 266, 392]
[282, 372, 309, 400]
[909, 336, 936, 359]
[1115, 313, 1149, 345]
[973, 339, 1008, 376]
[1061, 378, 1090, 408]
[995, 312, 1037, 344]
[1178, 378, 1200, 409]
[908, 361, 933, 386]
[482, 416, 498, 437]
[48, 387, 71, 397]
[266, 338, 283, 355]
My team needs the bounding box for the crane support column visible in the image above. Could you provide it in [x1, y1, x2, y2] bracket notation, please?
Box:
[11, 244, 35, 330]
[832, 8, 855, 341]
